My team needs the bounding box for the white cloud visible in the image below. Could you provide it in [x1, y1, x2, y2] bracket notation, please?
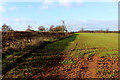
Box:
[0, 17, 36, 24]
[41, 0, 54, 10]
[49, 20, 118, 31]
[41, 0, 118, 7]
[15, 18, 36, 24]
[0, 6, 5, 12]
[42, 0, 83, 7]
[0, 0, 118, 2]
[8, 6, 16, 11]
[84, 0, 118, 2]
[67, 20, 118, 31]
[58, 0, 74, 6]
[0, 5, 16, 13]
[41, 5, 49, 9]
[0, 17, 13, 25]
[28, 5, 33, 8]
[43, 0, 53, 4]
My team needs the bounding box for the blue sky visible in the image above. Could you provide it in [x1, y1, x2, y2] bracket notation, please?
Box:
[0, 2, 118, 31]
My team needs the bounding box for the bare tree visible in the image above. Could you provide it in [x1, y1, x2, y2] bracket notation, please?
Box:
[62, 20, 68, 32]
[46, 28, 49, 31]
[106, 28, 109, 33]
[1, 24, 13, 31]
[38, 26, 46, 31]
[49, 25, 54, 32]
[28, 25, 32, 29]
[100, 29, 103, 32]
[81, 27, 84, 32]
[26, 25, 32, 31]
[53, 25, 65, 32]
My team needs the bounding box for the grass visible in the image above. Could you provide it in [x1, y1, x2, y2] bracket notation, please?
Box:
[3, 34, 77, 78]
[96, 69, 118, 78]
[2, 32, 73, 75]
[3, 33, 119, 78]
[99, 51, 118, 58]
[60, 59, 76, 64]
[68, 33, 118, 59]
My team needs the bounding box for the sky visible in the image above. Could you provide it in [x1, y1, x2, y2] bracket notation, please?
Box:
[0, 1, 118, 31]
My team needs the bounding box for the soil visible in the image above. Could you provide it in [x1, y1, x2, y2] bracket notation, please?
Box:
[31, 54, 119, 79]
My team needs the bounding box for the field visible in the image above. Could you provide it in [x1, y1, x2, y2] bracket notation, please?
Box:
[2, 31, 73, 75]
[2, 33, 119, 79]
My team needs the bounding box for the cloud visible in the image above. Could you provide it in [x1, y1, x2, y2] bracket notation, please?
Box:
[41, 0, 83, 7]
[83, 0, 118, 2]
[49, 20, 118, 31]
[1, 0, 118, 2]
[15, 18, 36, 24]
[0, 5, 16, 13]
[0, 17, 13, 28]
[0, 6, 5, 12]
[42, 5, 49, 9]
[28, 5, 33, 8]
[41, 0, 118, 8]
[66, 20, 118, 31]
[58, 0, 74, 6]
[41, 0, 54, 10]
[0, 17, 11, 22]
[43, 0, 53, 4]
[0, 17, 37, 31]
[41, 0, 118, 7]
[8, 6, 16, 11]
[0, 17, 36, 24]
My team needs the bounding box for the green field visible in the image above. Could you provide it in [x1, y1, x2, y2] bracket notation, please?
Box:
[69, 33, 118, 58]
[3, 33, 119, 78]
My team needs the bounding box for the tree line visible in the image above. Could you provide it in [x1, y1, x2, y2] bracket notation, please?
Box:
[1, 24, 118, 32]
[1, 24, 68, 32]
[79, 27, 111, 33]
[37, 25, 67, 32]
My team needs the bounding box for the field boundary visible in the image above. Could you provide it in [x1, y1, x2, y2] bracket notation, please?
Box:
[2, 34, 74, 74]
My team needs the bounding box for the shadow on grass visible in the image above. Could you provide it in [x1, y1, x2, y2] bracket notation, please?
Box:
[3, 34, 78, 78]
[2, 41, 50, 74]
[34, 34, 78, 67]
[25, 34, 78, 78]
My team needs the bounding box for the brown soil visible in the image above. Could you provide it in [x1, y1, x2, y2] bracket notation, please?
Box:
[31, 54, 118, 79]
[97, 56, 118, 78]
[82, 56, 98, 78]
[3, 50, 118, 79]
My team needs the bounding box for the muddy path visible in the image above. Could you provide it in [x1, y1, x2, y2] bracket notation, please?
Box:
[81, 55, 98, 78]
[31, 53, 118, 79]
[31, 54, 94, 78]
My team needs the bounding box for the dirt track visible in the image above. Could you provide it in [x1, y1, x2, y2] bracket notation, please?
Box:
[31, 54, 118, 79]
